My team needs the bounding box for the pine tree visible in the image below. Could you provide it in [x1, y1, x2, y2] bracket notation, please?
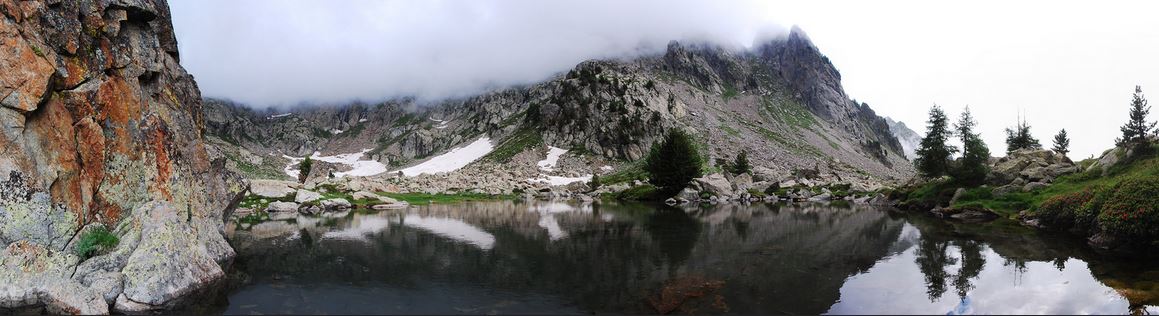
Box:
[952, 107, 990, 185]
[1052, 129, 1070, 157]
[1115, 85, 1155, 150]
[645, 129, 705, 197]
[915, 105, 957, 178]
[1004, 116, 1041, 154]
[730, 150, 751, 174]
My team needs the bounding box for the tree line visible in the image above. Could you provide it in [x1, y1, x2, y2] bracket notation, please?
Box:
[915, 86, 1154, 183]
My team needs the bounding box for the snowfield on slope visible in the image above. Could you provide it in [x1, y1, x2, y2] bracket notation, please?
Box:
[536, 146, 568, 172]
[284, 149, 388, 178]
[397, 137, 493, 177]
[527, 146, 591, 186]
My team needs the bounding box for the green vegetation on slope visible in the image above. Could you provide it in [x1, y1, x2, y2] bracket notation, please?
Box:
[484, 128, 543, 162]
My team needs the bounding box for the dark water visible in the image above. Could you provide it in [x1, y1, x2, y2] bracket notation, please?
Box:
[205, 201, 1159, 315]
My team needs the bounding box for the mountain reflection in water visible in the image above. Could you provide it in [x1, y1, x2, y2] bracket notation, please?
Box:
[209, 201, 1159, 315]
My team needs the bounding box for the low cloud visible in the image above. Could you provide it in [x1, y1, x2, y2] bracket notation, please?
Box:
[169, 0, 786, 107]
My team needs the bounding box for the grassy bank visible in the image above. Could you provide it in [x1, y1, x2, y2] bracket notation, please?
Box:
[895, 145, 1159, 247]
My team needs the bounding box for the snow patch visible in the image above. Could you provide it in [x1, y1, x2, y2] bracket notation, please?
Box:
[430, 117, 450, 129]
[397, 137, 493, 177]
[283, 149, 388, 178]
[358, 118, 368, 123]
[330, 129, 344, 134]
[267, 113, 293, 119]
[536, 147, 568, 172]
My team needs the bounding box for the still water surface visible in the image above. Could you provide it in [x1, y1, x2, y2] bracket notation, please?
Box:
[207, 201, 1159, 314]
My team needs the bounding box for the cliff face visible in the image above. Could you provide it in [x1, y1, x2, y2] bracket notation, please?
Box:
[206, 27, 913, 187]
[0, 0, 243, 313]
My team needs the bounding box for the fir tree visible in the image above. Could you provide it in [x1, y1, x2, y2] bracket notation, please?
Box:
[645, 129, 705, 197]
[952, 107, 990, 185]
[730, 150, 751, 174]
[915, 105, 958, 178]
[1052, 129, 1070, 157]
[1004, 116, 1041, 154]
[1115, 85, 1155, 150]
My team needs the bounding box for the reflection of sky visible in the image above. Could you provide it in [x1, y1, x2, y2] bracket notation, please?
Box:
[402, 215, 496, 250]
[827, 230, 1133, 315]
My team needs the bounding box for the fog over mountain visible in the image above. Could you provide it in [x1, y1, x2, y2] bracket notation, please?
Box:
[170, 0, 786, 106]
[170, 0, 1159, 159]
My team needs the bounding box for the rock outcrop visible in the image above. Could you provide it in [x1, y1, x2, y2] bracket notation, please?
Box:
[0, 0, 243, 313]
[988, 149, 1078, 194]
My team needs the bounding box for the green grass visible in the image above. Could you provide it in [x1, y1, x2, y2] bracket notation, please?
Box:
[721, 86, 739, 101]
[74, 227, 118, 259]
[378, 192, 515, 205]
[719, 124, 741, 137]
[761, 96, 815, 130]
[948, 145, 1159, 216]
[484, 128, 543, 162]
[600, 163, 649, 185]
[612, 184, 660, 201]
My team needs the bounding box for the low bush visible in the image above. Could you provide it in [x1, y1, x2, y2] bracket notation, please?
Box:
[1033, 188, 1099, 233]
[1097, 177, 1159, 241]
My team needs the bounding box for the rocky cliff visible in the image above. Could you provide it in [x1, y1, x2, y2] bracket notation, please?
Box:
[0, 0, 243, 313]
[886, 117, 921, 160]
[206, 27, 914, 190]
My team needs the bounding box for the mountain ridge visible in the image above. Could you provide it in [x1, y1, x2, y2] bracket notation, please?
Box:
[204, 27, 915, 191]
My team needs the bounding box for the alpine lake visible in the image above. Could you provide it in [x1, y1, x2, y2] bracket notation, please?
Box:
[188, 200, 1159, 315]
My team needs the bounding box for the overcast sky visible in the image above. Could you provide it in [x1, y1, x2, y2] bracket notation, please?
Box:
[169, 0, 1159, 159]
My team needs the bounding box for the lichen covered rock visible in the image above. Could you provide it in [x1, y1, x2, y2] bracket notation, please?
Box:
[0, 0, 242, 313]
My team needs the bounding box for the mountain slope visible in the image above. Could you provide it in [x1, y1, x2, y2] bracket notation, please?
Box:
[886, 117, 921, 160]
[205, 27, 913, 190]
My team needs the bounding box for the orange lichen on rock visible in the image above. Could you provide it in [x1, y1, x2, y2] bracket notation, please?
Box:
[148, 119, 173, 201]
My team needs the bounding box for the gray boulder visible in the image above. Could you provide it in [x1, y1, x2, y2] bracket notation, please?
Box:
[1022, 182, 1049, 192]
[694, 173, 733, 196]
[248, 180, 299, 199]
[295, 189, 324, 203]
[266, 201, 299, 213]
[320, 198, 352, 211]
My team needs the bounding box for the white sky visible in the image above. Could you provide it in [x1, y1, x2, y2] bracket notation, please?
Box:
[169, 0, 1159, 159]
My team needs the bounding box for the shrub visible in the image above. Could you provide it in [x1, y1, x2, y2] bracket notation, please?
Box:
[1097, 177, 1159, 240]
[645, 129, 704, 197]
[298, 157, 313, 183]
[616, 184, 659, 201]
[74, 227, 119, 259]
[1034, 189, 1099, 233]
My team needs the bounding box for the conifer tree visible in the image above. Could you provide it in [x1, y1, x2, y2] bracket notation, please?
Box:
[1115, 85, 1155, 150]
[645, 129, 705, 197]
[952, 107, 990, 185]
[730, 150, 751, 174]
[1052, 129, 1070, 157]
[1004, 116, 1041, 154]
[915, 105, 957, 178]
